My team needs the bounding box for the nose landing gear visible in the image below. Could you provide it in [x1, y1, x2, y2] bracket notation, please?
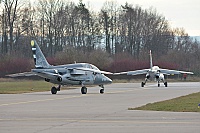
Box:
[99, 85, 104, 94]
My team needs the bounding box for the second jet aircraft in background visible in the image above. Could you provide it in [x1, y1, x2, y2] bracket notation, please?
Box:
[115, 50, 194, 87]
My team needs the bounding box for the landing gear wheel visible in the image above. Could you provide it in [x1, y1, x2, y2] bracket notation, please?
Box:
[81, 86, 87, 94]
[141, 82, 145, 87]
[158, 83, 160, 87]
[164, 82, 167, 87]
[100, 89, 104, 94]
[51, 86, 57, 94]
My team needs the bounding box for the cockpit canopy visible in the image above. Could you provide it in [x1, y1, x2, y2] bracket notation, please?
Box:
[152, 66, 160, 71]
[83, 63, 100, 71]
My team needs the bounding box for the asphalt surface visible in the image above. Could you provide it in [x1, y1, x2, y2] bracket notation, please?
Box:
[0, 82, 200, 133]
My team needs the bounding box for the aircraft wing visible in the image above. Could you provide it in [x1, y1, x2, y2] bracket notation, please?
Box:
[7, 71, 61, 79]
[127, 69, 149, 75]
[73, 67, 113, 75]
[114, 69, 149, 75]
[7, 72, 36, 77]
[159, 69, 194, 75]
[113, 71, 129, 75]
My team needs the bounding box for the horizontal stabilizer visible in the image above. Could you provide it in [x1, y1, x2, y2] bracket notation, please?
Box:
[7, 72, 36, 77]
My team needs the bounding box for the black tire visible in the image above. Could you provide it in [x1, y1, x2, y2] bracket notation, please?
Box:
[81, 87, 87, 94]
[100, 89, 104, 94]
[164, 82, 168, 87]
[51, 86, 57, 94]
[158, 83, 160, 87]
[141, 82, 145, 87]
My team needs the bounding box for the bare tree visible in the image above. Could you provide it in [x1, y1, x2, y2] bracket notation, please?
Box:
[2, 0, 20, 54]
[0, 9, 8, 54]
[99, 1, 119, 55]
[38, 0, 61, 56]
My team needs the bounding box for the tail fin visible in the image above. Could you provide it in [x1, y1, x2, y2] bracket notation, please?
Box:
[31, 40, 51, 68]
[150, 50, 153, 70]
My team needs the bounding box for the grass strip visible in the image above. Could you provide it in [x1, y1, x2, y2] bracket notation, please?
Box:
[129, 92, 200, 112]
[0, 80, 52, 94]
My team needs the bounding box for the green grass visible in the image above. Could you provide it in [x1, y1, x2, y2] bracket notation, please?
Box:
[129, 92, 200, 112]
[0, 80, 52, 94]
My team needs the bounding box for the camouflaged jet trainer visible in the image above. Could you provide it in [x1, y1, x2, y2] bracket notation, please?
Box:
[8, 40, 112, 94]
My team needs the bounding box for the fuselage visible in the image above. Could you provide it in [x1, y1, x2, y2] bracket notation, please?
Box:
[146, 66, 164, 81]
[32, 63, 112, 86]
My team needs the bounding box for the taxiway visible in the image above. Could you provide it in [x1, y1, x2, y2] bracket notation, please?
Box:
[0, 82, 200, 133]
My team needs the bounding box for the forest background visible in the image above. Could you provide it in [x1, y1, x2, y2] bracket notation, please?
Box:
[0, 0, 200, 78]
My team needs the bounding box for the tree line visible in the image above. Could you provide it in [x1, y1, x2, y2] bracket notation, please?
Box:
[0, 0, 200, 77]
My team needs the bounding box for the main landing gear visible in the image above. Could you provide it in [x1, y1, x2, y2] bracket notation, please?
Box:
[141, 81, 168, 87]
[51, 85, 61, 94]
[141, 82, 145, 87]
[80, 84, 105, 94]
[164, 82, 167, 87]
[141, 79, 147, 87]
[51, 84, 105, 95]
[158, 81, 167, 87]
[81, 86, 87, 94]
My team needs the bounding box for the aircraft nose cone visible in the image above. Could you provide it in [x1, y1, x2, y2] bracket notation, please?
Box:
[105, 77, 112, 84]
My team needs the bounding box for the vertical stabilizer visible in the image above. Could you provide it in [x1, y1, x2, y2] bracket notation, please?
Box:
[150, 50, 153, 70]
[31, 40, 51, 68]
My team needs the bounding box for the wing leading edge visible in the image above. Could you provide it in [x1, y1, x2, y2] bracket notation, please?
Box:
[7, 72, 36, 77]
[159, 69, 194, 75]
[114, 69, 149, 75]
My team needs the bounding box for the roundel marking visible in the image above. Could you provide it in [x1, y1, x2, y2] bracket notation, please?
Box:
[31, 40, 34, 47]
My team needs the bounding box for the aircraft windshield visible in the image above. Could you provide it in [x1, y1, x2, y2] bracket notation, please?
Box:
[84, 63, 100, 71]
[152, 66, 160, 71]
[90, 64, 100, 70]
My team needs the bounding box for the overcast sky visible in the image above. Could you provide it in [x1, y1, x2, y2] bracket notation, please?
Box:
[73, 0, 200, 36]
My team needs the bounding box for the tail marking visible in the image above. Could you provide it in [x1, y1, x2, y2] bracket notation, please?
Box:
[30, 40, 50, 69]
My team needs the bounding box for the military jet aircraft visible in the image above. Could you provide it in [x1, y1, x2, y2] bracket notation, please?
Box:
[8, 40, 112, 94]
[115, 50, 193, 87]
